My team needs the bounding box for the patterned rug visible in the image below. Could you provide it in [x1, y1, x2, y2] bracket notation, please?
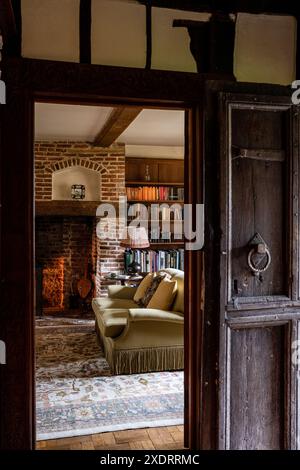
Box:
[35, 315, 95, 334]
[36, 323, 184, 440]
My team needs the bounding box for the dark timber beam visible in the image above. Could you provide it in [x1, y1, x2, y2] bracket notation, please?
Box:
[80, 0, 91, 64]
[0, 0, 21, 57]
[0, 0, 16, 40]
[174, 14, 235, 75]
[139, 0, 298, 16]
[93, 107, 142, 147]
[297, 16, 300, 79]
[145, 2, 152, 69]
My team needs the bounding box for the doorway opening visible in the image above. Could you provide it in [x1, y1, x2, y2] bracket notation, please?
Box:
[34, 101, 186, 450]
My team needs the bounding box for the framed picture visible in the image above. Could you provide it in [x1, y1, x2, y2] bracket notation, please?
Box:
[71, 184, 86, 200]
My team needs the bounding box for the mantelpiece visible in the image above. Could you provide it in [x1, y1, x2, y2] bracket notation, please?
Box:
[35, 200, 101, 217]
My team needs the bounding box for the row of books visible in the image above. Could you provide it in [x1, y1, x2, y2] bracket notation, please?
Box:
[124, 249, 184, 272]
[126, 186, 184, 201]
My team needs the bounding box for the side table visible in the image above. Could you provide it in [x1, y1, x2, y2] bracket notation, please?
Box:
[104, 274, 144, 287]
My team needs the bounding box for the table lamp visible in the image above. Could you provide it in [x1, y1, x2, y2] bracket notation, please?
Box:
[121, 226, 150, 274]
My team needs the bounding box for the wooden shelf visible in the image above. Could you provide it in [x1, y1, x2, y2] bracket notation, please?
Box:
[149, 242, 184, 248]
[35, 200, 101, 216]
[125, 159, 185, 253]
[126, 181, 184, 187]
[128, 200, 184, 204]
[127, 219, 183, 223]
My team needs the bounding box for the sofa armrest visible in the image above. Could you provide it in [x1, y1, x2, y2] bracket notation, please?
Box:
[112, 308, 184, 350]
[108, 285, 137, 300]
[128, 308, 184, 324]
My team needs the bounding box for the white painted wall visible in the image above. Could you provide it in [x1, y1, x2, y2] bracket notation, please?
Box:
[151, 7, 210, 73]
[22, 0, 80, 62]
[91, 0, 146, 68]
[125, 145, 184, 159]
[234, 13, 296, 85]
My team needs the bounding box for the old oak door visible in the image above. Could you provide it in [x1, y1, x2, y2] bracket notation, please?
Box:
[204, 85, 300, 450]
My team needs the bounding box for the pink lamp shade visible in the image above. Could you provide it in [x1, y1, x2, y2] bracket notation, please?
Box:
[121, 226, 150, 249]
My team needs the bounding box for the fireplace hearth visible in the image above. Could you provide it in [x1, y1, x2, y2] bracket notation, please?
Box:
[34, 141, 126, 314]
[35, 216, 95, 314]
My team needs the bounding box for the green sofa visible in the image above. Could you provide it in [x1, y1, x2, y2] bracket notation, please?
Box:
[92, 269, 184, 375]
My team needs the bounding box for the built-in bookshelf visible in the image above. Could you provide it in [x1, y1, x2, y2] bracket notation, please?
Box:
[125, 158, 185, 271]
[126, 185, 184, 202]
[124, 248, 184, 273]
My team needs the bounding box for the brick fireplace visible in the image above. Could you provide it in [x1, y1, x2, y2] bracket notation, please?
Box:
[35, 141, 125, 314]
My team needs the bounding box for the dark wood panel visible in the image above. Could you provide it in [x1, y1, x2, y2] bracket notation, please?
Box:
[145, 2, 152, 70]
[3, 57, 211, 105]
[79, 0, 91, 64]
[138, 1, 298, 15]
[217, 88, 294, 451]
[231, 159, 286, 297]
[230, 326, 285, 450]
[232, 109, 285, 150]
[184, 107, 204, 450]
[0, 86, 35, 449]
[35, 200, 102, 216]
[158, 161, 184, 184]
[126, 158, 184, 184]
[231, 107, 288, 298]
[0, 0, 16, 41]
[126, 159, 159, 182]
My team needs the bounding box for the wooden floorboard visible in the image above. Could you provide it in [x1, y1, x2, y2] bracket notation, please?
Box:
[36, 426, 184, 451]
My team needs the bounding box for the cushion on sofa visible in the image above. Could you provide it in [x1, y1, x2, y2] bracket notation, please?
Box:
[133, 273, 155, 303]
[94, 306, 128, 338]
[139, 273, 169, 307]
[108, 285, 137, 299]
[147, 278, 177, 310]
[172, 273, 184, 314]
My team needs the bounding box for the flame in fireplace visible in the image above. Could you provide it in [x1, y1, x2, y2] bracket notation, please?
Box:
[42, 258, 64, 310]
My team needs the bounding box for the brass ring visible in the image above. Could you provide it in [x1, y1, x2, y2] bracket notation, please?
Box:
[247, 248, 271, 274]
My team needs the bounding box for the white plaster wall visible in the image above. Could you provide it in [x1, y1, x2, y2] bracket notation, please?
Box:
[234, 13, 297, 85]
[21, 0, 80, 62]
[151, 7, 210, 73]
[91, 0, 146, 68]
[125, 145, 184, 159]
[52, 167, 100, 201]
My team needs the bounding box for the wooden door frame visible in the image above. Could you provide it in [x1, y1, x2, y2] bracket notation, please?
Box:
[0, 57, 223, 450]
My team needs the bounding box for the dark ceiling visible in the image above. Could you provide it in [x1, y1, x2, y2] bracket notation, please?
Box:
[138, 1, 298, 16]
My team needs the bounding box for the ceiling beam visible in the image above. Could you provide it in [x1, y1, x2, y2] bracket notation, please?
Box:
[0, 0, 16, 40]
[93, 107, 142, 147]
[138, 0, 298, 16]
[80, 0, 91, 64]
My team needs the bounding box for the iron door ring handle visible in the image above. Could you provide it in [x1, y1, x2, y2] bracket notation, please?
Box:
[247, 247, 271, 274]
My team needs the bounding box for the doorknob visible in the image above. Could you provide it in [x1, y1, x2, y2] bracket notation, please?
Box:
[247, 233, 271, 276]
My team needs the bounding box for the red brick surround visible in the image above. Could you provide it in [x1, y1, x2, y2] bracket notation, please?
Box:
[35, 141, 126, 311]
[35, 141, 125, 201]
